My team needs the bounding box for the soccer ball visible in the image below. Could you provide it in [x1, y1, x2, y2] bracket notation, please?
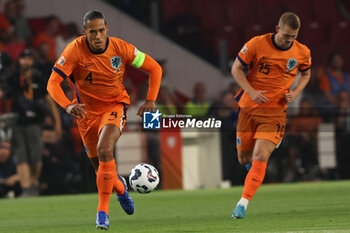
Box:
[129, 163, 160, 193]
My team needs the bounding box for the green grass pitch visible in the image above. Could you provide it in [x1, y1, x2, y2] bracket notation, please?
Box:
[1, 180, 350, 233]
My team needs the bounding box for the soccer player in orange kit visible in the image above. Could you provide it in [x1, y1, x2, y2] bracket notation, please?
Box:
[231, 12, 311, 218]
[47, 10, 162, 229]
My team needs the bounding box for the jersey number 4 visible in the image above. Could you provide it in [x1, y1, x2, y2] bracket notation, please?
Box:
[258, 63, 271, 75]
[85, 72, 93, 84]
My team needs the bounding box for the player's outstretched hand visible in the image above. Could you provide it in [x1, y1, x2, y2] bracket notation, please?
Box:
[285, 90, 297, 103]
[137, 100, 155, 117]
[247, 90, 269, 105]
[65, 104, 87, 119]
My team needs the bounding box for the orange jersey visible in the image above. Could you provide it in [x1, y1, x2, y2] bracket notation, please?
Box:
[53, 36, 137, 115]
[235, 33, 311, 116]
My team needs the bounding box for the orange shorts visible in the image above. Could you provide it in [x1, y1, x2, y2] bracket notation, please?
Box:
[77, 103, 127, 158]
[236, 109, 286, 151]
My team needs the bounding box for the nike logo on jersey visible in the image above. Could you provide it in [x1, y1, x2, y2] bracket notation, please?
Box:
[84, 64, 93, 68]
[104, 177, 113, 180]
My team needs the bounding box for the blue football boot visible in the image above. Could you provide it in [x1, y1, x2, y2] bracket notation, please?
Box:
[117, 176, 134, 215]
[96, 210, 109, 230]
[232, 204, 246, 219]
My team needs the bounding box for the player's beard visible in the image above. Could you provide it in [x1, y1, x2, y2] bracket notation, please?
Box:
[93, 40, 105, 52]
[94, 48, 103, 52]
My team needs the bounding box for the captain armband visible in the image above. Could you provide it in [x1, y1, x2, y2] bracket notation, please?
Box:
[131, 49, 146, 68]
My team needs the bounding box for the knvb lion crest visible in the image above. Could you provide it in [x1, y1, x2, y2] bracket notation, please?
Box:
[286, 58, 297, 71]
[111, 56, 122, 69]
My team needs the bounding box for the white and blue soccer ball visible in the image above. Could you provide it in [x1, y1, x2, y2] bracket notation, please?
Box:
[129, 163, 160, 193]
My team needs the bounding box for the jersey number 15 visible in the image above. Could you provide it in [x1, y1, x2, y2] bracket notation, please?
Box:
[258, 63, 270, 75]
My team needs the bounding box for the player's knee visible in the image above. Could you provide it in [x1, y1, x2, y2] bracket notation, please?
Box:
[253, 151, 269, 162]
[238, 157, 251, 165]
[237, 154, 251, 165]
[237, 150, 253, 165]
[97, 145, 114, 161]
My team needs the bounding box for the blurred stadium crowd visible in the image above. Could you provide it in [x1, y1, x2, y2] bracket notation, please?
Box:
[0, 0, 350, 198]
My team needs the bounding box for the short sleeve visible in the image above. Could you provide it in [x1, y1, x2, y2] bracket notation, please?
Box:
[299, 48, 312, 72]
[118, 39, 146, 68]
[52, 40, 79, 79]
[118, 39, 137, 64]
[237, 37, 258, 66]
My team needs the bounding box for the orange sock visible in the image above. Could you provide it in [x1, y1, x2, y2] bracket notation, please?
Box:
[96, 160, 117, 213]
[95, 166, 125, 196]
[242, 160, 267, 200]
[113, 178, 125, 195]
